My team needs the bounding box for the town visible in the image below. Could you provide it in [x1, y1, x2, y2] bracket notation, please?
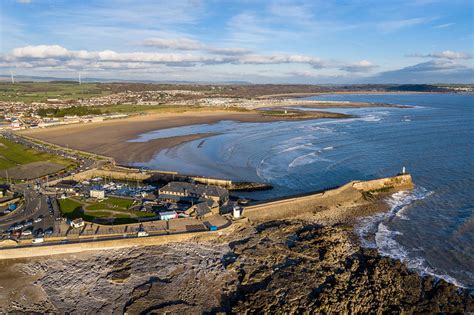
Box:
[0, 131, 238, 247]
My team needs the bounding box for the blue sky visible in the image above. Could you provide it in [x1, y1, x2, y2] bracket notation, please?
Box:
[0, 0, 473, 83]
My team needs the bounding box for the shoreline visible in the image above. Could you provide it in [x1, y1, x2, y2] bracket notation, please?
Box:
[20, 110, 351, 164]
[256, 90, 437, 99]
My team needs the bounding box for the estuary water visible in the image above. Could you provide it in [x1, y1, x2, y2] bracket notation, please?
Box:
[131, 93, 474, 290]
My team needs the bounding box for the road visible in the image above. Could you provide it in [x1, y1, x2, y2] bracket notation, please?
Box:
[0, 184, 57, 237]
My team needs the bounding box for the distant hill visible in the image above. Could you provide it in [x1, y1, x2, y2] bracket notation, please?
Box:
[387, 84, 447, 92]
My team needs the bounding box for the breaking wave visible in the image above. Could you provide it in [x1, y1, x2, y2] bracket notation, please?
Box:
[288, 151, 330, 168]
[356, 187, 467, 288]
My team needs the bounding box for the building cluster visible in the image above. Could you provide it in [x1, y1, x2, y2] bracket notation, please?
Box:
[0, 111, 128, 130]
[157, 181, 229, 219]
[78, 90, 205, 107]
[51, 178, 231, 221]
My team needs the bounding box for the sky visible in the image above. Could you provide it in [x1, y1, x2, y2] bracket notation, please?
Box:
[0, 0, 473, 83]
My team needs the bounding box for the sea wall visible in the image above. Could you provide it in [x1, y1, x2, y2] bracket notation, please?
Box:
[0, 230, 226, 260]
[243, 174, 413, 222]
[48, 167, 233, 188]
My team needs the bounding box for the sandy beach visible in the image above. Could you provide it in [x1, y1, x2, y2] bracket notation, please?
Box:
[21, 110, 348, 165]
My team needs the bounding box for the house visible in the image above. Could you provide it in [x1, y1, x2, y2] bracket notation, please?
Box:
[159, 210, 178, 221]
[54, 181, 76, 193]
[90, 188, 105, 199]
[158, 182, 229, 205]
[70, 218, 85, 228]
[185, 199, 219, 218]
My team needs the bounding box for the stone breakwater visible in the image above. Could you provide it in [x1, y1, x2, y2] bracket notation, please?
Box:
[243, 174, 413, 222]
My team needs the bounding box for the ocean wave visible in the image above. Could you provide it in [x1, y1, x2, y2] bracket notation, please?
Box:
[322, 146, 334, 151]
[279, 143, 315, 153]
[375, 221, 467, 289]
[288, 151, 330, 168]
[356, 188, 432, 247]
[356, 187, 467, 288]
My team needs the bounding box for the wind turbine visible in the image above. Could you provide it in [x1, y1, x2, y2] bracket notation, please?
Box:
[10, 70, 15, 84]
[78, 72, 82, 85]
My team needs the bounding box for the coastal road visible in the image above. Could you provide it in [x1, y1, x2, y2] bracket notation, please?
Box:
[0, 185, 55, 234]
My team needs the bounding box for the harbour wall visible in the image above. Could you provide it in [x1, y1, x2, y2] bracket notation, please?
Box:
[48, 167, 233, 188]
[243, 174, 413, 222]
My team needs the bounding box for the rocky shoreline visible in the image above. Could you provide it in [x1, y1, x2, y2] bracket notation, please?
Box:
[0, 192, 472, 313]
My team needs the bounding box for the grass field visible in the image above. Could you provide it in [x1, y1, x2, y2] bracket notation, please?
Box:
[59, 197, 154, 224]
[92, 104, 251, 115]
[58, 198, 83, 216]
[87, 196, 134, 211]
[0, 137, 75, 170]
[0, 82, 111, 103]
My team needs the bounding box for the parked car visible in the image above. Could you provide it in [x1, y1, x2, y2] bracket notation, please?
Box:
[34, 216, 43, 223]
[22, 229, 33, 236]
[32, 237, 44, 244]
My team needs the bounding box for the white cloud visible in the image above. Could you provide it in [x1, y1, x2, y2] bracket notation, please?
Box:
[143, 38, 203, 50]
[379, 17, 432, 32]
[339, 60, 378, 72]
[143, 37, 252, 56]
[434, 23, 454, 29]
[407, 50, 472, 60]
[12, 45, 70, 59]
[16, 0, 32, 3]
[5, 45, 330, 69]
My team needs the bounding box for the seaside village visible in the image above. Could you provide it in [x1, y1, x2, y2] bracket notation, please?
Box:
[51, 176, 235, 223]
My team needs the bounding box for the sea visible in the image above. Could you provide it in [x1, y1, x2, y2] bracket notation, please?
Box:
[131, 93, 474, 290]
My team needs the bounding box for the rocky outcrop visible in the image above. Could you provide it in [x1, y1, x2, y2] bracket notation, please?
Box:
[1, 217, 472, 313]
[225, 221, 473, 313]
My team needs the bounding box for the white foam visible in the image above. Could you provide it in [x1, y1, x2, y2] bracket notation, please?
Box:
[375, 221, 467, 289]
[288, 151, 329, 168]
[279, 143, 314, 153]
[322, 146, 334, 151]
[356, 187, 467, 289]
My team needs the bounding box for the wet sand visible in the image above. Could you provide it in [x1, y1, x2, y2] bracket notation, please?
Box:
[21, 110, 345, 164]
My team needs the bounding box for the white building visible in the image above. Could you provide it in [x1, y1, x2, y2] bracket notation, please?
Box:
[90, 189, 105, 199]
[159, 211, 178, 221]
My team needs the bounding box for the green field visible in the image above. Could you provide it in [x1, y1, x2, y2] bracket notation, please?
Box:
[0, 82, 111, 103]
[58, 197, 154, 224]
[87, 196, 134, 211]
[0, 137, 75, 170]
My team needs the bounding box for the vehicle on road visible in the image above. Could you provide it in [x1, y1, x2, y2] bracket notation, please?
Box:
[22, 229, 33, 236]
[25, 219, 33, 226]
[34, 216, 43, 223]
[32, 237, 44, 244]
[44, 227, 54, 235]
[137, 231, 149, 237]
